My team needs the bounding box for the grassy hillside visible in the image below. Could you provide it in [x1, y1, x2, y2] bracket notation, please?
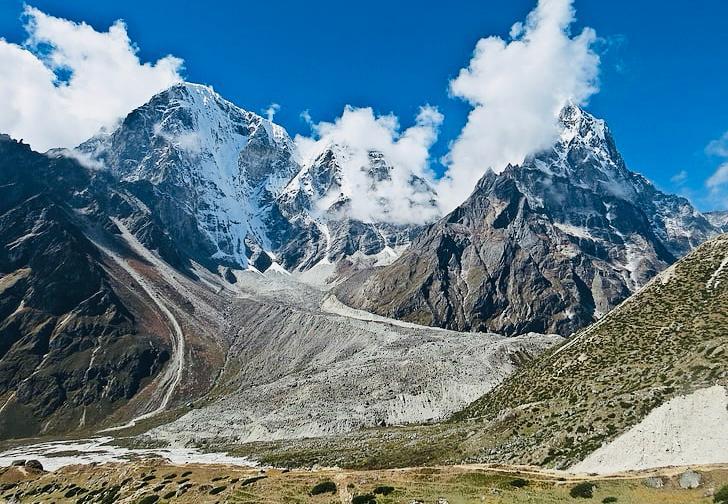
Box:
[452, 233, 728, 468]
[2, 459, 726, 503]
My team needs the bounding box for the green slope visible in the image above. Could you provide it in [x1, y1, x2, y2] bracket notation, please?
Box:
[452, 233, 728, 468]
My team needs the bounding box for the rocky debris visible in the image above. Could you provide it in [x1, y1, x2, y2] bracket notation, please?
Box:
[146, 275, 562, 445]
[338, 105, 719, 336]
[643, 477, 665, 489]
[678, 470, 701, 489]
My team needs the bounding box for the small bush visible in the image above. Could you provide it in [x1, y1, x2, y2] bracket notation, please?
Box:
[352, 495, 377, 504]
[136, 496, 159, 504]
[602, 498, 618, 503]
[310, 481, 337, 495]
[715, 484, 728, 503]
[510, 478, 529, 488]
[209, 485, 227, 495]
[241, 475, 267, 486]
[570, 482, 595, 498]
[373, 485, 395, 495]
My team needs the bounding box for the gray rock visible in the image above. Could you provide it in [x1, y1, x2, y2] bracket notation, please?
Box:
[678, 470, 701, 489]
[10, 460, 25, 466]
[643, 477, 665, 488]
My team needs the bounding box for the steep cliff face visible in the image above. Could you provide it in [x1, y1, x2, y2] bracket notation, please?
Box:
[79, 83, 435, 275]
[0, 136, 171, 439]
[337, 106, 720, 336]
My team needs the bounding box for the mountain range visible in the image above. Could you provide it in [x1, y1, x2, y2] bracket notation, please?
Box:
[0, 82, 726, 477]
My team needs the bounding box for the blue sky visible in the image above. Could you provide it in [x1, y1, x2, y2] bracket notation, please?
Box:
[1, 0, 727, 210]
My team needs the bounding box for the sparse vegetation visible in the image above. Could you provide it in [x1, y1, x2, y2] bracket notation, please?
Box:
[602, 497, 617, 503]
[310, 480, 337, 495]
[715, 484, 728, 503]
[570, 482, 595, 498]
[510, 478, 529, 488]
[352, 494, 377, 504]
[373, 484, 395, 495]
[135, 495, 159, 504]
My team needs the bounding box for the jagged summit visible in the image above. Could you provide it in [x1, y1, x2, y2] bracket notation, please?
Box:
[78, 81, 300, 269]
[337, 105, 722, 336]
[77, 82, 429, 274]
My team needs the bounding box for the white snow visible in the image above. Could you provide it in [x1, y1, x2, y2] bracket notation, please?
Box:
[706, 253, 728, 290]
[572, 386, 728, 474]
[0, 437, 256, 472]
[554, 222, 594, 240]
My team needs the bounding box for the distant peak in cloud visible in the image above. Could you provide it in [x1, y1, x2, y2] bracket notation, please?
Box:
[0, 6, 183, 151]
[437, 0, 600, 212]
[294, 105, 443, 224]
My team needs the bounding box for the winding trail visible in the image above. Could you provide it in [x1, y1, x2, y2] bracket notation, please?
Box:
[90, 222, 186, 432]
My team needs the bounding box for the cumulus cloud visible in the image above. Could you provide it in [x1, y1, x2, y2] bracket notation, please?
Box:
[295, 105, 443, 224]
[437, 0, 600, 211]
[0, 6, 183, 151]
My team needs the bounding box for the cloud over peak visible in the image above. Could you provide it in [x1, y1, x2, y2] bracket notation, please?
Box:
[437, 0, 600, 211]
[0, 6, 183, 151]
[294, 105, 443, 224]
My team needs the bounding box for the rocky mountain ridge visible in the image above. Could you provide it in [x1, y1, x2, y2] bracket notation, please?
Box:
[337, 105, 721, 336]
[78, 83, 435, 276]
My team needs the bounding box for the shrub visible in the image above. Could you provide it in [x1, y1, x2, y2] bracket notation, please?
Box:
[715, 484, 728, 503]
[310, 481, 337, 495]
[209, 485, 227, 495]
[570, 482, 595, 498]
[136, 496, 159, 504]
[373, 485, 395, 495]
[352, 495, 377, 504]
[602, 498, 618, 503]
[510, 478, 529, 488]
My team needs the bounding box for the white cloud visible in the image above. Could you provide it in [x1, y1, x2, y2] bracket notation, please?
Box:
[670, 170, 688, 185]
[437, 0, 600, 211]
[294, 105, 443, 224]
[264, 102, 281, 122]
[705, 132, 728, 208]
[0, 6, 183, 151]
[707, 163, 728, 189]
[707, 131, 728, 158]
